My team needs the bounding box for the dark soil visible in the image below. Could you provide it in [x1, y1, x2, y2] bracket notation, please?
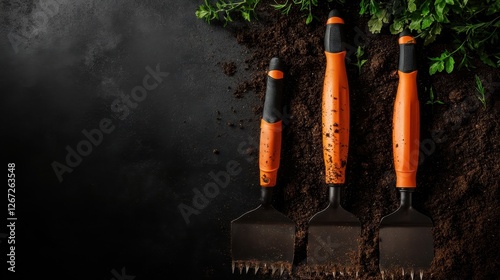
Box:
[226, 1, 499, 279]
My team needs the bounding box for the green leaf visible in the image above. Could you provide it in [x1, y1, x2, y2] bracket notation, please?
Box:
[278, 3, 292, 14]
[359, 0, 368, 14]
[408, 0, 417, 12]
[241, 11, 250, 21]
[370, 1, 380, 15]
[440, 51, 449, 60]
[435, 1, 447, 22]
[437, 60, 445, 72]
[409, 19, 422, 31]
[445, 0, 454, 4]
[357, 45, 365, 56]
[458, 52, 469, 69]
[424, 33, 437, 45]
[445, 56, 455, 73]
[433, 23, 442, 35]
[421, 1, 431, 16]
[390, 20, 404, 34]
[479, 52, 496, 67]
[195, 9, 210, 20]
[299, 1, 308, 11]
[429, 61, 441, 75]
[475, 74, 484, 92]
[488, 1, 500, 15]
[381, 9, 389, 23]
[306, 13, 313, 24]
[224, 13, 233, 23]
[421, 15, 434, 29]
[368, 16, 383, 33]
[271, 2, 288, 10]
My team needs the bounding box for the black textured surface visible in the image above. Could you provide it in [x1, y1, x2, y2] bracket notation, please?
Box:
[262, 58, 284, 124]
[398, 32, 417, 73]
[1, 1, 261, 279]
[324, 10, 344, 53]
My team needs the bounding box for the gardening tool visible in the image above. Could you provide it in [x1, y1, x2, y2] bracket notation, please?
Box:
[231, 57, 295, 275]
[378, 30, 434, 279]
[307, 10, 361, 276]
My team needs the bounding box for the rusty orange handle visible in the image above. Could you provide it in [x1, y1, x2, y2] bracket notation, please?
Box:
[393, 31, 419, 188]
[259, 57, 284, 187]
[322, 11, 349, 185]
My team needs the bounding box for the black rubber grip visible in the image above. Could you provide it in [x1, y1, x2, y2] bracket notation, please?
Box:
[324, 10, 344, 53]
[398, 30, 417, 73]
[263, 57, 284, 123]
[260, 187, 273, 206]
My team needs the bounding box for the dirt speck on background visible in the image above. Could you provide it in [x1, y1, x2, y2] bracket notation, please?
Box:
[227, 1, 499, 279]
[222, 61, 237, 76]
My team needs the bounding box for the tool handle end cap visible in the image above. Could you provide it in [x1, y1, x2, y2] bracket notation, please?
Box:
[328, 9, 341, 18]
[399, 29, 412, 38]
[269, 57, 284, 72]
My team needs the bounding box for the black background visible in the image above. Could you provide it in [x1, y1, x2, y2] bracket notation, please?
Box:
[2, 1, 264, 279]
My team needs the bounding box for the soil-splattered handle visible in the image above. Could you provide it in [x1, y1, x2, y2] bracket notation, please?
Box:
[393, 31, 419, 188]
[259, 57, 284, 187]
[322, 10, 349, 185]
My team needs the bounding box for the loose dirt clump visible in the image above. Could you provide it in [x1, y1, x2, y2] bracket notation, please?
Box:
[222, 61, 237, 76]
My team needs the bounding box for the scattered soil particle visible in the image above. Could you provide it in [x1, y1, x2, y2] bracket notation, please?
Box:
[222, 61, 237, 76]
[226, 1, 500, 279]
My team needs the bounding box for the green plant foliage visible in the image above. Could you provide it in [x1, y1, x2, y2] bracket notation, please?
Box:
[195, 0, 261, 25]
[352, 45, 368, 74]
[272, 0, 318, 24]
[475, 74, 487, 108]
[196, 0, 499, 76]
[196, 0, 345, 25]
[359, 0, 500, 75]
[426, 87, 444, 107]
[429, 49, 455, 75]
[273, 0, 347, 24]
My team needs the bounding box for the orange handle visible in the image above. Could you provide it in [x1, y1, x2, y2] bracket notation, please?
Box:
[322, 51, 349, 184]
[259, 58, 284, 187]
[393, 32, 419, 188]
[259, 120, 282, 187]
